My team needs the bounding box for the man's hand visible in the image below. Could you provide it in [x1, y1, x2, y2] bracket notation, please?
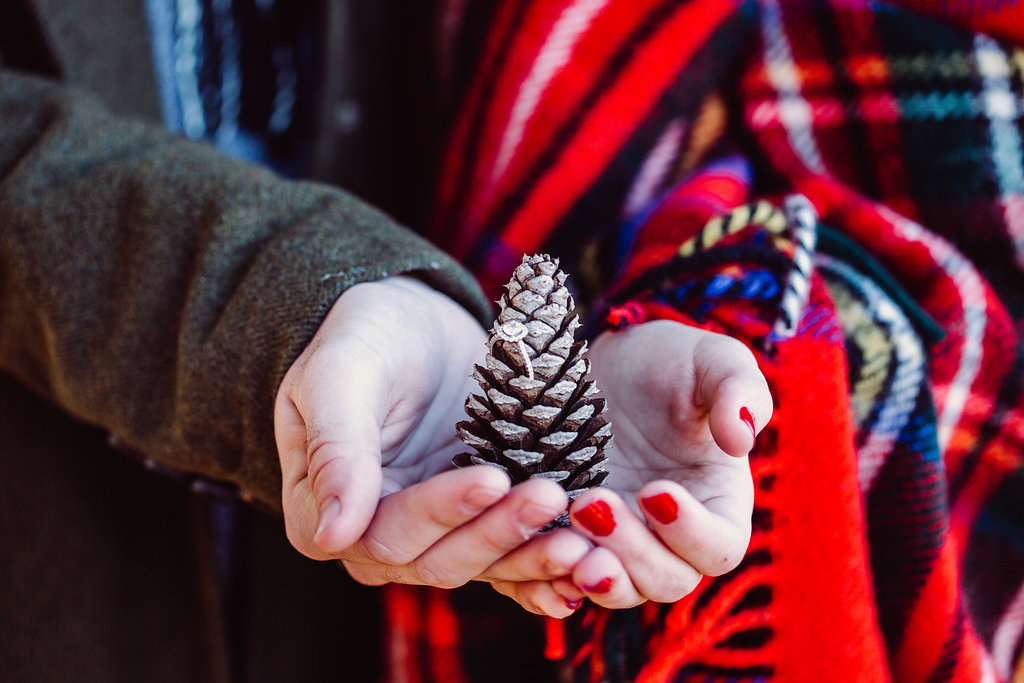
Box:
[274, 276, 587, 610]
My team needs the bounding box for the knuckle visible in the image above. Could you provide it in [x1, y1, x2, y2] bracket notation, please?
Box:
[306, 442, 339, 495]
[380, 563, 409, 585]
[509, 585, 543, 615]
[360, 534, 415, 567]
[342, 562, 388, 587]
[475, 526, 523, 558]
[541, 557, 572, 578]
[490, 581, 515, 599]
[424, 500, 462, 532]
[522, 600, 545, 616]
[283, 518, 327, 561]
[413, 560, 468, 590]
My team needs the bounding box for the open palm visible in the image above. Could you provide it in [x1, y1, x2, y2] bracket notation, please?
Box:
[514, 319, 773, 609]
[588, 320, 768, 516]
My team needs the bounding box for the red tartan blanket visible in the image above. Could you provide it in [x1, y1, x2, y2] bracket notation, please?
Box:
[388, 1, 1024, 681]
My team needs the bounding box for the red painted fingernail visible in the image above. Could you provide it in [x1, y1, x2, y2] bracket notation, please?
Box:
[740, 407, 756, 440]
[574, 500, 616, 536]
[583, 578, 613, 594]
[563, 597, 583, 610]
[641, 492, 679, 524]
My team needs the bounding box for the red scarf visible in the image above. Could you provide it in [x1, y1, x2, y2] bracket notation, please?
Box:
[388, 2, 1024, 681]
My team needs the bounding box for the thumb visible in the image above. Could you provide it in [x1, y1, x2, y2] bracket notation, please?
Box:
[696, 336, 773, 457]
[276, 346, 390, 559]
[306, 406, 387, 555]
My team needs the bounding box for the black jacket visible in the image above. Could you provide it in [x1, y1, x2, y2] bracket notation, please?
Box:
[0, 1, 491, 680]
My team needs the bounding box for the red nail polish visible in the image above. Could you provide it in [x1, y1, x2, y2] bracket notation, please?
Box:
[563, 597, 583, 610]
[740, 407, 756, 440]
[583, 578, 613, 594]
[574, 500, 615, 536]
[641, 492, 679, 524]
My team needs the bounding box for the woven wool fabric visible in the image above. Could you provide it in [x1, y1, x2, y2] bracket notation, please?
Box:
[392, 1, 1024, 681]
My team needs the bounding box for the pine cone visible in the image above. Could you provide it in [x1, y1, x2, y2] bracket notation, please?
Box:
[454, 254, 612, 526]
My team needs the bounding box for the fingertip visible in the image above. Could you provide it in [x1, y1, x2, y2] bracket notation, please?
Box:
[492, 581, 576, 619]
[312, 492, 376, 555]
[640, 490, 680, 526]
[548, 602, 579, 620]
[638, 481, 751, 578]
[538, 528, 591, 576]
[570, 546, 642, 608]
[561, 597, 584, 612]
[570, 492, 618, 537]
[739, 406, 756, 440]
[315, 496, 341, 539]
[730, 404, 758, 456]
[446, 465, 512, 515]
[533, 583, 580, 619]
[469, 463, 514, 492]
[708, 396, 762, 457]
[461, 483, 508, 515]
[513, 476, 571, 520]
[553, 576, 586, 603]
[696, 338, 772, 456]
[521, 474, 570, 499]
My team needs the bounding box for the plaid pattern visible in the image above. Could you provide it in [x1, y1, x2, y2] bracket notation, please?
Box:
[390, 1, 1024, 681]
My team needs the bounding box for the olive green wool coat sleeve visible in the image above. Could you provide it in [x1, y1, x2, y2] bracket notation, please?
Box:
[0, 70, 491, 510]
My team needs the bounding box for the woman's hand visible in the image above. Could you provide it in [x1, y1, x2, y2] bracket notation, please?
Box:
[491, 320, 771, 610]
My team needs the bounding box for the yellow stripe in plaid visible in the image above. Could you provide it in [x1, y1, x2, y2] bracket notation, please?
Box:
[677, 200, 787, 257]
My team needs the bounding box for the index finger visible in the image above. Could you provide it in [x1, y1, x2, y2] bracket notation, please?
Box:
[339, 465, 512, 567]
[637, 478, 752, 577]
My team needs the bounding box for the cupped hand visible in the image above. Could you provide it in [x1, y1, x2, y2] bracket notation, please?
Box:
[274, 276, 587, 606]
[544, 319, 773, 609]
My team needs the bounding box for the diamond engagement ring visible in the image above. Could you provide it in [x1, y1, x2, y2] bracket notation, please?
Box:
[493, 320, 534, 380]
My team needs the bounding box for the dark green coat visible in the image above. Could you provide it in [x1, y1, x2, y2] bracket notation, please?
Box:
[0, 1, 492, 680]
